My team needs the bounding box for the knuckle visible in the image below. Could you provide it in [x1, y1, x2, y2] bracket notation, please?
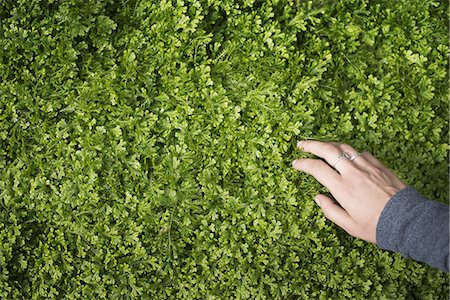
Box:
[300, 159, 323, 170]
[311, 159, 326, 169]
[360, 152, 372, 163]
[296, 158, 309, 168]
[324, 143, 338, 153]
[321, 210, 333, 222]
[369, 166, 385, 178]
[296, 158, 315, 171]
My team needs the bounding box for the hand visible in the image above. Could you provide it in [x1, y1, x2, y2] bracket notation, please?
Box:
[292, 140, 407, 244]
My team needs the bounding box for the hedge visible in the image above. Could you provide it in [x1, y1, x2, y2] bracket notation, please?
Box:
[0, 0, 448, 298]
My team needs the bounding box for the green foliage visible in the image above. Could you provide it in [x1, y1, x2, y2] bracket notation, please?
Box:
[0, 0, 448, 298]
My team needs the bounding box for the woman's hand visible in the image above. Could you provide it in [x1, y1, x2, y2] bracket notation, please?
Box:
[292, 140, 407, 244]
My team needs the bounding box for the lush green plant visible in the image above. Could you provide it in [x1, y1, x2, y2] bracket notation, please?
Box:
[0, 0, 448, 298]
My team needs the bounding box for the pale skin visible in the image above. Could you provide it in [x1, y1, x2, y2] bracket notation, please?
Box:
[292, 140, 407, 244]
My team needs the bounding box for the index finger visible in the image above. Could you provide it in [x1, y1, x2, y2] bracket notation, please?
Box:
[297, 140, 354, 174]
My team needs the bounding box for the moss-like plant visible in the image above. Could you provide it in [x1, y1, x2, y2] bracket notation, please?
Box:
[0, 0, 448, 298]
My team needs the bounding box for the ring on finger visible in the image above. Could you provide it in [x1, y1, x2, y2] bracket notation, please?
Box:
[332, 152, 350, 168]
[349, 152, 363, 161]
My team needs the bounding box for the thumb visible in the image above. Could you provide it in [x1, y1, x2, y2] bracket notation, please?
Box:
[315, 194, 354, 234]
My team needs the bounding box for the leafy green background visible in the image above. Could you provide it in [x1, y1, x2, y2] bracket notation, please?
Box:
[0, 0, 448, 298]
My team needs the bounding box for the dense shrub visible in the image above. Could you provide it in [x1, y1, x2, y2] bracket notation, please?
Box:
[0, 0, 448, 298]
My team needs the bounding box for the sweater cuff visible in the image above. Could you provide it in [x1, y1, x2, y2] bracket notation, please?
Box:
[375, 186, 423, 249]
[376, 185, 449, 272]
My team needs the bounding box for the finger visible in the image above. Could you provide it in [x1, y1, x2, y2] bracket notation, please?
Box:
[315, 194, 355, 235]
[333, 143, 374, 171]
[292, 158, 341, 191]
[330, 142, 358, 157]
[297, 140, 353, 174]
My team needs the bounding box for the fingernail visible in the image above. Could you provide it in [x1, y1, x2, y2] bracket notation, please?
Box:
[297, 140, 305, 148]
[292, 160, 298, 167]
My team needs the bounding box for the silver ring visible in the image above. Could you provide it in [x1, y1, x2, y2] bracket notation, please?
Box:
[349, 152, 363, 161]
[332, 152, 350, 168]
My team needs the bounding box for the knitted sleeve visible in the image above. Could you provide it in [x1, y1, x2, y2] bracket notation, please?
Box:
[376, 186, 449, 273]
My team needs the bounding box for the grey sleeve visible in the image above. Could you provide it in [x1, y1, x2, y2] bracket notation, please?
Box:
[376, 186, 449, 273]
